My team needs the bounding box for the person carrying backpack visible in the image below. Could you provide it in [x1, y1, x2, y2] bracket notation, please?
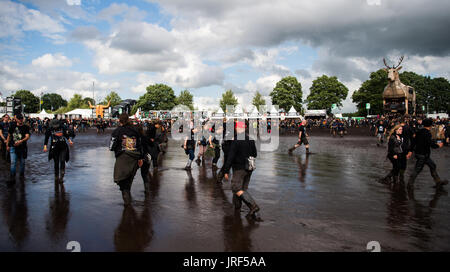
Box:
[43, 118, 74, 183]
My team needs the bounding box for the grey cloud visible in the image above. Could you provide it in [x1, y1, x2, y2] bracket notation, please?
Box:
[312, 56, 370, 82]
[70, 26, 100, 41]
[110, 21, 175, 54]
[222, 82, 248, 94]
[22, 0, 88, 20]
[175, 66, 224, 88]
[295, 69, 311, 79]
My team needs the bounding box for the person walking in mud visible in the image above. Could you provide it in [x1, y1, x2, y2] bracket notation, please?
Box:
[6, 114, 30, 182]
[376, 119, 387, 146]
[183, 122, 196, 170]
[379, 124, 411, 185]
[209, 124, 221, 168]
[110, 113, 144, 206]
[288, 119, 311, 154]
[137, 124, 151, 193]
[0, 114, 11, 162]
[407, 118, 448, 191]
[147, 121, 160, 171]
[223, 121, 260, 221]
[43, 118, 75, 183]
[195, 122, 208, 165]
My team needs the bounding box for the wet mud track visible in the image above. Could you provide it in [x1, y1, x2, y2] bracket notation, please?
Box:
[0, 129, 449, 251]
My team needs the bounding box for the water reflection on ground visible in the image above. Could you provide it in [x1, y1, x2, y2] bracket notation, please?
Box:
[0, 129, 448, 251]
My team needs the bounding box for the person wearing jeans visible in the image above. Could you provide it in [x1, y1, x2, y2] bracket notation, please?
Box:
[9, 146, 26, 178]
[6, 114, 30, 181]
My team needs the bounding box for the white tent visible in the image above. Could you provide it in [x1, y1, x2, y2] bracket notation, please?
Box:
[65, 109, 93, 119]
[29, 109, 54, 119]
[304, 109, 327, 117]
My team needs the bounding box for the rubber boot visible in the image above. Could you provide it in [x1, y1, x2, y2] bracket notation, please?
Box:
[122, 190, 132, 206]
[392, 175, 398, 185]
[399, 170, 405, 185]
[407, 173, 417, 191]
[431, 170, 449, 188]
[60, 169, 65, 183]
[233, 194, 242, 211]
[288, 147, 295, 154]
[185, 159, 193, 170]
[217, 169, 224, 182]
[239, 191, 260, 218]
[306, 148, 311, 154]
[379, 170, 393, 184]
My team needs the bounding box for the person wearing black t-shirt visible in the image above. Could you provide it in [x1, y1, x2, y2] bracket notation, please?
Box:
[376, 120, 386, 146]
[288, 119, 311, 154]
[43, 118, 74, 183]
[223, 121, 260, 220]
[110, 113, 144, 206]
[6, 114, 30, 181]
[0, 114, 11, 161]
[407, 118, 448, 191]
[183, 123, 196, 170]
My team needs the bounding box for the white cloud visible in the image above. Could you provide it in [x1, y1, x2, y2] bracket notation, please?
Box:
[0, 1, 65, 40]
[66, 0, 81, 6]
[245, 75, 282, 96]
[367, 0, 381, 6]
[131, 73, 155, 94]
[0, 61, 121, 104]
[98, 3, 147, 23]
[32, 53, 73, 68]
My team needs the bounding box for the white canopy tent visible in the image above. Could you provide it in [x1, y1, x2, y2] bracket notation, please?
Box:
[65, 109, 93, 119]
[29, 109, 54, 119]
[304, 109, 327, 118]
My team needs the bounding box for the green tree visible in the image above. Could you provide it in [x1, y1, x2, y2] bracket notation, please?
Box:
[135, 84, 177, 111]
[352, 69, 388, 116]
[219, 89, 238, 112]
[399, 71, 429, 113]
[429, 77, 450, 114]
[68, 94, 84, 110]
[306, 75, 349, 115]
[252, 91, 266, 110]
[102, 91, 122, 107]
[175, 90, 194, 110]
[13, 90, 40, 113]
[42, 93, 67, 111]
[270, 76, 303, 112]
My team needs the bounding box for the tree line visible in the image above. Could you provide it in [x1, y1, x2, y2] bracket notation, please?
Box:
[5, 70, 450, 115]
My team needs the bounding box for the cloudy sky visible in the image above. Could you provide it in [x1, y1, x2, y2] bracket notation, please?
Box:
[1, 0, 449, 112]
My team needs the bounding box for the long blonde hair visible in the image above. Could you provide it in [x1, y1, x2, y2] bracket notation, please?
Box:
[389, 124, 403, 139]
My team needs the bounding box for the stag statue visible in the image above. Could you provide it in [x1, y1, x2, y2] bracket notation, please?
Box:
[382, 56, 416, 115]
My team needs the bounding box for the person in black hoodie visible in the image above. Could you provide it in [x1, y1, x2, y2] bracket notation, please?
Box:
[137, 124, 151, 193]
[110, 113, 144, 206]
[379, 124, 411, 185]
[147, 121, 160, 171]
[223, 121, 260, 221]
[407, 118, 448, 191]
[43, 118, 74, 183]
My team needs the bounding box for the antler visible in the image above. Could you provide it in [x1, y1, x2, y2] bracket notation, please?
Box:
[394, 56, 404, 69]
[383, 58, 391, 69]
